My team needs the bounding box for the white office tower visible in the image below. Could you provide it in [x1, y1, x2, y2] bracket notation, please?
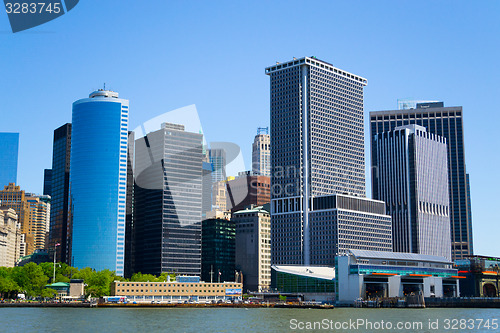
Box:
[266, 57, 392, 266]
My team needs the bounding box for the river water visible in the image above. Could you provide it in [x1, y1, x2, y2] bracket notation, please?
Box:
[1, 307, 499, 332]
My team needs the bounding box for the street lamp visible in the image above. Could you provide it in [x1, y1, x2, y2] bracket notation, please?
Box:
[53, 243, 60, 283]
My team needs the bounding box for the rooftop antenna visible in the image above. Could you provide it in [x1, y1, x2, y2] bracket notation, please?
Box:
[104, 83, 106, 90]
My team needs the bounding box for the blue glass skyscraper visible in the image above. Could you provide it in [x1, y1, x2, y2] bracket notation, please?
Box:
[0, 133, 19, 188]
[70, 90, 129, 276]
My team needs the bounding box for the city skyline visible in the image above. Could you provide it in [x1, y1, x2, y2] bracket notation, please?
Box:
[0, 1, 498, 257]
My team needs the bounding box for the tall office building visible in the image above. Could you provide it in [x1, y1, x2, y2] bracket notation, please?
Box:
[373, 125, 451, 260]
[252, 128, 271, 176]
[26, 195, 50, 251]
[124, 131, 135, 278]
[0, 133, 19, 188]
[43, 169, 52, 196]
[211, 180, 227, 212]
[201, 161, 213, 218]
[266, 57, 392, 266]
[0, 183, 33, 255]
[201, 218, 235, 283]
[49, 123, 71, 263]
[370, 103, 473, 260]
[208, 148, 226, 184]
[70, 90, 129, 275]
[233, 205, 271, 292]
[134, 122, 203, 276]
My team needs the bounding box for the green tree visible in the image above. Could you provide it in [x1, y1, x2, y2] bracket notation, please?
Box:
[158, 272, 175, 282]
[12, 263, 49, 297]
[0, 273, 20, 299]
[130, 272, 159, 282]
[41, 287, 57, 299]
[85, 269, 115, 297]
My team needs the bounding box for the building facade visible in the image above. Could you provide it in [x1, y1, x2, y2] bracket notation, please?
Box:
[70, 90, 129, 275]
[233, 205, 271, 292]
[111, 276, 242, 303]
[124, 131, 135, 278]
[211, 180, 227, 212]
[43, 169, 52, 196]
[134, 122, 203, 276]
[0, 183, 33, 255]
[208, 148, 226, 184]
[201, 218, 235, 283]
[305, 194, 392, 266]
[49, 123, 72, 263]
[336, 250, 460, 305]
[0, 207, 21, 267]
[26, 195, 50, 251]
[266, 56, 391, 266]
[201, 161, 213, 218]
[0, 133, 19, 188]
[456, 255, 500, 297]
[226, 172, 270, 213]
[370, 103, 473, 260]
[373, 125, 451, 260]
[252, 128, 271, 177]
[271, 265, 336, 303]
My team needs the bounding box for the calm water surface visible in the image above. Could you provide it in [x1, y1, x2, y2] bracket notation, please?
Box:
[1, 307, 499, 332]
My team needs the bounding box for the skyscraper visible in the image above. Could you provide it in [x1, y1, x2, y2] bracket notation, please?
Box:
[0, 183, 33, 255]
[70, 90, 129, 275]
[26, 194, 50, 251]
[49, 123, 71, 263]
[0, 133, 19, 188]
[252, 128, 270, 177]
[43, 169, 52, 196]
[266, 57, 392, 266]
[201, 218, 235, 283]
[208, 148, 226, 184]
[233, 205, 271, 292]
[373, 125, 451, 260]
[201, 161, 213, 218]
[370, 103, 473, 260]
[124, 131, 135, 278]
[134, 122, 203, 276]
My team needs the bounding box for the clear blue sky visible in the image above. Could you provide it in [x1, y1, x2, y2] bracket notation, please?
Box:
[1, 1, 498, 256]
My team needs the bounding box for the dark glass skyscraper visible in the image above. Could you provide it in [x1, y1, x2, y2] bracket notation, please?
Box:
[124, 131, 135, 278]
[0, 133, 19, 188]
[201, 218, 235, 283]
[43, 169, 52, 196]
[370, 103, 473, 260]
[70, 90, 129, 275]
[49, 123, 71, 263]
[134, 122, 203, 276]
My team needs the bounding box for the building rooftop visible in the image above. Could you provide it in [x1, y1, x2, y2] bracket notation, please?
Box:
[232, 206, 269, 215]
[89, 89, 119, 99]
[271, 265, 335, 280]
[349, 249, 452, 265]
[46, 282, 70, 288]
[265, 56, 367, 85]
[370, 105, 462, 116]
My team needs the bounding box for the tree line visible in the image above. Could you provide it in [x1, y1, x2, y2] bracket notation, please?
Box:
[0, 262, 175, 299]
